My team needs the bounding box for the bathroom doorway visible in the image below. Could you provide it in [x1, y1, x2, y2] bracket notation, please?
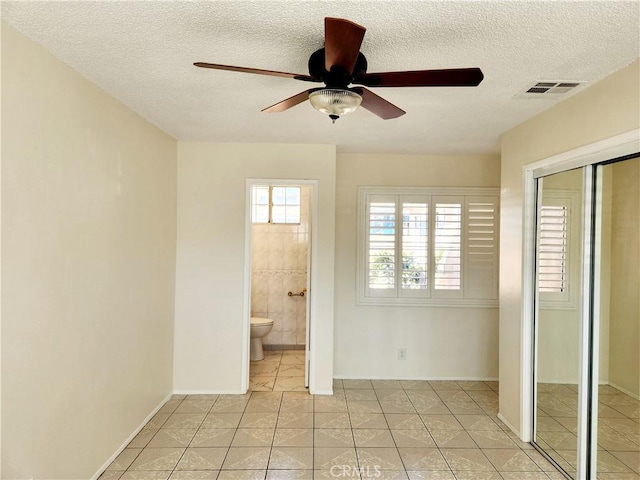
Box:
[243, 180, 314, 392]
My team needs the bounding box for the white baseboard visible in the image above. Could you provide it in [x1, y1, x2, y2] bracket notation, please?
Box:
[497, 412, 521, 438]
[173, 389, 245, 395]
[91, 392, 173, 480]
[178, 388, 327, 395]
[536, 379, 579, 385]
[334, 375, 499, 381]
[310, 389, 333, 395]
[608, 382, 640, 400]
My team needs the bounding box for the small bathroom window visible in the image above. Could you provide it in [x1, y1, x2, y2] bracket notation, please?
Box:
[251, 185, 300, 224]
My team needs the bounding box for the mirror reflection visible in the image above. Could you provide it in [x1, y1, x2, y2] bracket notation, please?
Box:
[534, 168, 583, 477]
[594, 157, 640, 477]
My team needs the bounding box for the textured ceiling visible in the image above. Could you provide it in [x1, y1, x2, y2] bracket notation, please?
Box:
[2, 1, 639, 155]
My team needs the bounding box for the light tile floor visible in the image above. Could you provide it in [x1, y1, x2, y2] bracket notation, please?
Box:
[535, 383, 640, 479]
[100, 379, 576, 480]
[249, 350, 306, 392]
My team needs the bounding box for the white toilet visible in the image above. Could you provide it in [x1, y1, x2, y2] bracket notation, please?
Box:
[250, 317, 274, 361]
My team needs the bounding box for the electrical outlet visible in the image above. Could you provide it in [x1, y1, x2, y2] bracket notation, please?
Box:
[398, 348, 407, 361]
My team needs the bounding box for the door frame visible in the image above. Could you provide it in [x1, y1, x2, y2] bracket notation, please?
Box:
[521, 129, 639, 476]
[241, 178, 319, 393]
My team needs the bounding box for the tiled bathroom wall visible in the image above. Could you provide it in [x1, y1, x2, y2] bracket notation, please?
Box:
[251, 186, 309, 346]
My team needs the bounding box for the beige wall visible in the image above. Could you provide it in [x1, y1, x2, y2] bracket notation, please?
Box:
[500, 60, 640, 434]
[334, 153, 501, 379]
[174, 143, 335, 394]
[609, 159, 640, 396]
[1, 23, 177, 479]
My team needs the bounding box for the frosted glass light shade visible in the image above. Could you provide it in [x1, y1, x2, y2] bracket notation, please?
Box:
[309, 89, 362, 117]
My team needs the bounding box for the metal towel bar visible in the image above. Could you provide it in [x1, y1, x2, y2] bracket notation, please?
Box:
[287, 288, 307, 297]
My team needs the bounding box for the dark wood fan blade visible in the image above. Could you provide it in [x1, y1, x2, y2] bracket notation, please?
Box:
[324, 17, 366, 75]
[354, 68, 484, 87]
[357, 88, 405, 120]
[262, 90, 315, 113]
[194, 62, 320, 82]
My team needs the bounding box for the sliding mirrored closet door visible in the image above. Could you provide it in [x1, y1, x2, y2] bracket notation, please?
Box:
[533, 168, 585, 477]
[593, 157, 639, 479]
[532, 155, 640, 479]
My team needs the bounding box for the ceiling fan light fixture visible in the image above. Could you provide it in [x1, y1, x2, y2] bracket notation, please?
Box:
[309, 88, 362, 121]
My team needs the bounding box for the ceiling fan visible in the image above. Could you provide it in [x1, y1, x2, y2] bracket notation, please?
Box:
[194, 17, 484, 122]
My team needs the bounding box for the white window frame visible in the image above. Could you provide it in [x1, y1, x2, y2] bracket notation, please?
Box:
[357, 186, 500, 307]
[251, 185, 301, 224]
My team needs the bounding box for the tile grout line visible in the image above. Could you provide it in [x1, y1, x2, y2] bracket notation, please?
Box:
[219, 392, 251, 477]
[382, 383, 441, 476]
[168, 395, 218, 478]
[404, 383, 456, 477]
[178, 395, 218, 474]
[265, 390, 283, 475]
[344, 384, 360, 475]
[121, 395, 185, 477]
[457, 382, 515, 475]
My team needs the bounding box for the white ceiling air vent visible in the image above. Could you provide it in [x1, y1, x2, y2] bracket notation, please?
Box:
[515, 81, 586, 99]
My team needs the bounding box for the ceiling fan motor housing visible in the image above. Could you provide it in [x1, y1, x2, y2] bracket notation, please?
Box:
[308, 48, 368, 88]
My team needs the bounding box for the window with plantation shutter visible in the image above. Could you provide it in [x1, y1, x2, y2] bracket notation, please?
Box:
[537, 191, 578, 308]
[401, 200, 428, 293]
[433, 199, 463, 296]
[366, 198, 396, 295]
[465, 197, 499, 299]
[358, 187, 499, 307]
